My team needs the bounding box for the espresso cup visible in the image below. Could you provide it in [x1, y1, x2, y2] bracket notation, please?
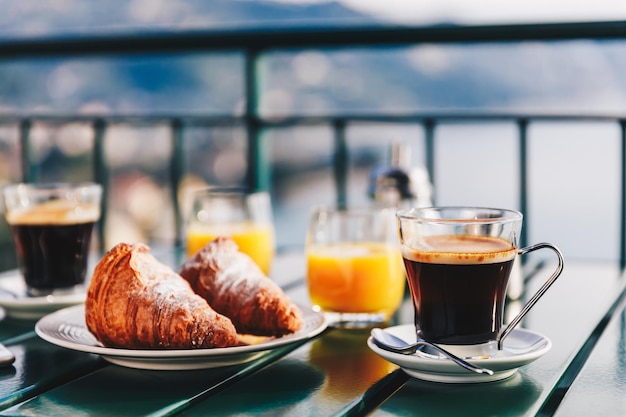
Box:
[396, 207, 564, 358]
[2, 182, 102, 296]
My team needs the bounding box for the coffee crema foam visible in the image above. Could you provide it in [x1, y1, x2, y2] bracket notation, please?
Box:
[6, 200, 100, 225]
[402, 235, 516, 265]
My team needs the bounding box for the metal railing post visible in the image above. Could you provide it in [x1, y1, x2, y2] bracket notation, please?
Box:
[424, 118, 436, 204]
[518, 118, 529, 250]
[619, 119, 626, 271]
[92, 119, 108, 253]
[170, 118, 184, 248]
[19, 119, 34, 182]
[245, 48, 265, 192]
[333, 119, 348, 209]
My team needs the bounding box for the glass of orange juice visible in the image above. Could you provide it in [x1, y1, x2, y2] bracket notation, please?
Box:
[306, 206, 405, 328]
[186, 187, 275, 276]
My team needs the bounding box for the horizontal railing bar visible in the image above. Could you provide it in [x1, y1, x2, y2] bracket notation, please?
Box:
[1, 20, 626, 59]
[257, 113, 626, 126]
[2, 112, 626, 126]
[0, 115, 247, 125]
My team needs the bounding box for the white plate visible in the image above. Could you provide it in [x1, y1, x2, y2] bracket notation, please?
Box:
[0, 272, 86, 320]
[35, 304, 328, 370]
[367, 324, 551, 383]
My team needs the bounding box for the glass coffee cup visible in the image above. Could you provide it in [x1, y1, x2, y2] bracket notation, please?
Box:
[2, 182, 102, 297]
[396, 206, 564, 358]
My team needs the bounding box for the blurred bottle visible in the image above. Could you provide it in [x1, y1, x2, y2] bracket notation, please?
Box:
[367, 142, 523, 302]
[368, 141, 433, 208]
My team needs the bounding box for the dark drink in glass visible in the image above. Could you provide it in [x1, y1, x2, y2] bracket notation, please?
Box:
[10, 219, 97, 292]
[402, 235, 516, 345]
[2, 183, 102, 296]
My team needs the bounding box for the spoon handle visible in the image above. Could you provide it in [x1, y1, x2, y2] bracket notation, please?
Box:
[371, 328, 494, 376]
[416, 341, 494, 375]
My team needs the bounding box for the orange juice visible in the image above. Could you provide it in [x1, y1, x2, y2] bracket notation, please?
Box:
[186, 221, 275, 275]
[306, 242, 405, 316]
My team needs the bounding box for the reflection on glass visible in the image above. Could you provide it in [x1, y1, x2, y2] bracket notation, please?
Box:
[309, 330, 396, 401]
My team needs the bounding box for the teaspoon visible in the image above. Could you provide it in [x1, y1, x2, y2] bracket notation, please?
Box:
[0, 287, 19, 299]
[370, 328, 494, 376]
[0, 342, 15, 367]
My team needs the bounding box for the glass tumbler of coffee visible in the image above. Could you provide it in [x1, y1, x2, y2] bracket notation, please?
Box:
[396, 207, 564, 358]
[2, 182, 102, 297]
[306, 206, 406, 328]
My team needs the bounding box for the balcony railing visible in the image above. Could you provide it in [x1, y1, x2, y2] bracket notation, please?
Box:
[2, 20, 626, 268]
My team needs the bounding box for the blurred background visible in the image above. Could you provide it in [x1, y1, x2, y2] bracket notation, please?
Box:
[0, 0, 625, 270]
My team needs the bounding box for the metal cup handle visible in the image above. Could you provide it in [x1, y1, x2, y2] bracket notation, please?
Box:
[497, 243, 564, 350]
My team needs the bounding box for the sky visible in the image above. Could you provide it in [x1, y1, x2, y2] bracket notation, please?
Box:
[277, 0, 626, 25]
[0, 1, 625, 41]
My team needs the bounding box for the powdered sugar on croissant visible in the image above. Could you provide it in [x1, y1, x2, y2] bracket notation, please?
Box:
[85, 242, 239, 349]
[179, 237, 303, 337]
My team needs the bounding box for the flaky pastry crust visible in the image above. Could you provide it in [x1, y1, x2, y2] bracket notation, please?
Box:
[179, 237, 303, 337]
[85, 242, 239, 349]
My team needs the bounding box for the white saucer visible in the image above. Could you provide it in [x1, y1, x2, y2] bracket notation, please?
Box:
[0, 272, 86, 320]
[36, 304, 328, 370]
[367, 324, 551, 383]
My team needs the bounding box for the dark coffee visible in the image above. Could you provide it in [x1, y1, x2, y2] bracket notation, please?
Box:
[402, 235, 516, 345]
[7, 202, 98, 294]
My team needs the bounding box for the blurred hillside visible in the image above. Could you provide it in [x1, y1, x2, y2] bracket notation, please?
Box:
[0, 0, 373, 38]
[1, 0, 625, 115]
[1, 1, 626, 115]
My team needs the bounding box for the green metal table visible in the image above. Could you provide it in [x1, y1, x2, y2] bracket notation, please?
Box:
[0, 250, 624, 417]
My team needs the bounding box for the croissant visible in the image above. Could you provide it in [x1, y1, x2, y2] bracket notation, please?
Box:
[85, 242, 239, 349]
[179, 237, 303, 337]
